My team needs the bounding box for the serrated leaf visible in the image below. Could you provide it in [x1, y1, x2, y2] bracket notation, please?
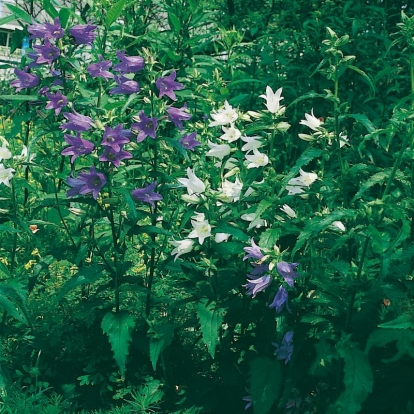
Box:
[55, 264, 105, 302]
[149, 324, 174, 370]
[326, 339, 373, 414]
[4, 3, 32, 23]
[105, 0, 126, 27]
[102, 311, 135, 377]
[365, 329, 414, 362]
[249, 357, 282, 414]
[196, 299, 224, 358]
[259, 228, 280, 250]
[378, 313, 414, 330]
[351, 170, 390, 201]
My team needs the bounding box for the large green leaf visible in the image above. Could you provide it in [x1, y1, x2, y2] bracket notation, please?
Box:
[4, 3, 31, 23]
[378, 313, 414, 330]
[365, 329, 414, 363]
[149, 324, 174, 370]
[55, 264, 105, 302]
[105, 0, 126, 27]
[326, 339, 373, 414]
[249, 357, 282, 414]
[102, 311, 135, 377]
[259, 228, 280, 250]
[196, 299, 224, 358]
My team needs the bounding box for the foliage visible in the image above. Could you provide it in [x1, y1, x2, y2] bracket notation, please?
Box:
[0, 0, 414, 413]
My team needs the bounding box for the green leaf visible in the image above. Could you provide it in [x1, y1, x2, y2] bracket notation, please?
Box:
[212, 241, 244, 256]
[101, 311, 135, 377]
[127, 225, 173, 237]
[43, 0, 58, 19]
[149, 324, 174, 370]
[213, 221, 249, 242]
[196, 299, 224, 358]
[351, 170, 390, 201]
[168, 12, 181, 32]
[347, 114, 376, 133]
[326, 339, 373, 414]
[378, 313, 414, 330]
[249, 357, 282, 414]
[105, 0, 126, 27]
[365, 329, 414, 363]
[259, 228, 280, 250]
[347, 66, 375, 94]
[0, 95, 39, 102]
[247, 198, 272, 230]
[4, 3, 32, 23]
[0, 15, 17, 26]
[55, 264, 105, 302]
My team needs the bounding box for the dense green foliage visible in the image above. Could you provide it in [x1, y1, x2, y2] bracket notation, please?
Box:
[1, 0, 414, 413]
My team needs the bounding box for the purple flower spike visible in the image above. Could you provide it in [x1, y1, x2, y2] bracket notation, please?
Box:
[155, 70, 184, 101]
[243, 238, 264, 261]
[69, 23, 97, 45]
[272, 331, 294, 364]
[99, 146, 132, 167]
[269, 285, 290, 313]
[113, 50, 145, 73]
[87, 55, 114, 81]
[179, 132, 200, 151]
[28, 17, 64, 40]
[109, 75, 140, 95]
[243, 275, 272, 298]
[10, 68, 39, 92]
[60, 109, 94, 132]
[66, 166, 106, 200]
[131, 111, 158, 142]
[61, 133, 95, 163]
[276, 262, 300, 287]
[101, 124, 131, 151]
[33, 39, 60, 65]
[45, 90, 68, 115]
[131, 181, 163, 208]
[167, 103, 191, 130]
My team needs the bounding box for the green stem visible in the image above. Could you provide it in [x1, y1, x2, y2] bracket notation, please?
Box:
[9, 181, 18, 276]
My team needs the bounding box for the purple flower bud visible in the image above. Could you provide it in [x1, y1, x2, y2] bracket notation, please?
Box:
[243, 238, 264, 261]
[113, 50, 145, 73]
[87, 55, 114, 81]
[60, 110, 94, 132]
[109, 75, 140, 95]
[167, 103, 191, 130]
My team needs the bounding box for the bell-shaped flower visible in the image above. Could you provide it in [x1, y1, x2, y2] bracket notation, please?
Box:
[169, 238, 194, 261]
[0, 163, 15, 187]
[269, 285, 290, 313]
[259, 86, 284, 114]
[243, 238, 264, 261]
[206, 141, 231, 160]
[241, 212, 267, 228]
[272, 331, 294, 364]
[243, 275, 272, 298]
[300, 109, 322, 131]
[277, 262, 300, 287]
[220, 124, 241, 143]
[188, 218, 211, 245]
[209, 101, 238, 126]
[215, 233, 230, 243]
[280, 204, 296, 218]
[241, 135, 264, 152]
[286, 169, 317, 195]
[0, 142, 12, 162]
[218, 177, 243, 202]
[178, 168, 205, 195]
[245, 148, 269, 168]
[331, 221, 346, 232]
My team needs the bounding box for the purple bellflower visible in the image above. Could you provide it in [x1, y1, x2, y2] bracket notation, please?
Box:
[33, 40, 60, 65]
[101, 124, 131, 151]
[243, 238, 264, 261]
[248, 263, 269, 278]
[109, 75, 140, 95]
[45, 90, 68, 115]
[167, 103, 191, 130]
[10, 68, 39, 92]
[131, 181, 163, 208]
[99, 146, 132, 167]
[269, 285, 290, 313]
[60, 110, 94, 132]
[113, 51, 145, 73]
[155, 70, 184, 101]
[180, 132, 201, 151]
[272, 331, 294, 364]
[277, 261, 300, 287]
[69, 23, 97, 45]
[132, 111, 158, 142]
[28, 17, 64, 40]
[87, 55, 114, 81]
[61, 133, 95, 163]
[243, 275, 272, 298]
[66, 166, 106, 199]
